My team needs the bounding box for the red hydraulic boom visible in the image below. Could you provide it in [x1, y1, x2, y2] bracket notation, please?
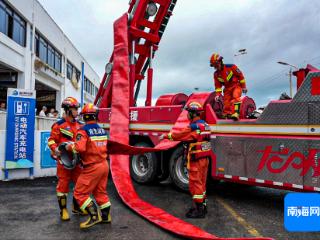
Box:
[95, 0, 177, 108]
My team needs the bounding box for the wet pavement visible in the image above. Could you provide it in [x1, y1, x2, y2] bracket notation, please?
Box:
[0, 177, 320, 240]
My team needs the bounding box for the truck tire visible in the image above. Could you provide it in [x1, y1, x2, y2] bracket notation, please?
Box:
[130, 142, 158, 184]
[169, 145, 189, 192]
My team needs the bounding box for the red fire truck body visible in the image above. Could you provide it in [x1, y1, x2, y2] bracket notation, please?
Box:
[95, 0, 320, 193]
[98, 69, 320, 193]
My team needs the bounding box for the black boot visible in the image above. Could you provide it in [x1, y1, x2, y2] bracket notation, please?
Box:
[57, 195, 70, 221]
[101, 206, 111, 223]
[185, 202, 196, 217]
[80, 202, 102, 229]
[72, 197, 88, 215]
[186, 202, 206, 218]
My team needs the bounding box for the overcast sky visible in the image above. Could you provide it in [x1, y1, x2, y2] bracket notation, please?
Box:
[38, 0, 320, 107]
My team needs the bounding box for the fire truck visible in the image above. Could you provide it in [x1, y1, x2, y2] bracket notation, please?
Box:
[95, 0, 320, 194]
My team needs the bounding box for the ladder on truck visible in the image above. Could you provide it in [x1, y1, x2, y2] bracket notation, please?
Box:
[94, 0, 178, 109]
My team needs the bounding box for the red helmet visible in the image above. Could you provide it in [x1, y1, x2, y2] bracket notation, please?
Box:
[61, 97, 80, 109]
[80, 103, 98, 115]
[210, 53, 223, 67]
[185, 101, 204, 112]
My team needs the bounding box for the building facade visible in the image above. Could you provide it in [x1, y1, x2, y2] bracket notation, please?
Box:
[0, 0, 100, 114]
[0, 0, 102, 180]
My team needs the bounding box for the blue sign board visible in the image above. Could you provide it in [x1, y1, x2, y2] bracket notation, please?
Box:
[5, 88, 36, 176]
[284, 193, 320, 232]
[40, 132, 56, 168]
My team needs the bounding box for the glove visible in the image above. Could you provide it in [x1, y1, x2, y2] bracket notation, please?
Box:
[65, 143, 73, 151]
[242, 88, 248, 94]
[214, 95, 220, 101]
[54, 148, 61, 157]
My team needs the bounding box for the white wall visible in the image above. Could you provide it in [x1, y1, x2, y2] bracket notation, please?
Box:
[0, 34, 25, 72]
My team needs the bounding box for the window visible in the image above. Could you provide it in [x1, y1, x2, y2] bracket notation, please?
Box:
[12, 13, 25, 46]
[67, 61, 73, 80]
[54, 51, 61, 72]
[84, 77, 97, 96]
[39, 37, 47, 62]
[0, 1, 8, 35]
[35, 31, 62, 73]
[29, 29, 33, 51]
[75, 69, 80, 82]
[84, 77, 88, 92]
[66, 60, 80, 82]
[0, 0, 26, 47]
[35, 32, 39, 56]
[47, 45, 54, 68]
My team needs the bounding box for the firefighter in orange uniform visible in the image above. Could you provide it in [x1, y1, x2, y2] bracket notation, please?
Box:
[162, 102, 212, 218]
[66, 103, 111, 229]
[48, 97, 84, 221]
[210, 53, 248, 120]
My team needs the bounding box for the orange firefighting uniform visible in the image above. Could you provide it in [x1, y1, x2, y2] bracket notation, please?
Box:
[70, 122, 110, 211]
[214, 64, 246, 116]
[48, 118, 82, 195]
[166, 117, 211, 203]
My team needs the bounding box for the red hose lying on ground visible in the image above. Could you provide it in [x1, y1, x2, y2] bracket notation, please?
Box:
[108, 14, 273, 240]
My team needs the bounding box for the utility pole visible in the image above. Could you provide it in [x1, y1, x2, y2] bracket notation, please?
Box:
[288, 68, 293, 98]
[277, 61, 298, 98]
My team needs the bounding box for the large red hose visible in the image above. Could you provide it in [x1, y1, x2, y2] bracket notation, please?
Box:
[108, 14, 272, 240]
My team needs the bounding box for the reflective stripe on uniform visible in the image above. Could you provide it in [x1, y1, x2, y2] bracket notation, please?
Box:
[100, 201, 111, 209]
[192, 194, 204, 200]
[71, 144, 78, 154]
[189, 149, 210, 154]
[60, 128, 73, 138]
[227, 71, 233, 81]
[48, 140, 55, 146]
[234, 102, 241, 111]
[189, 142, 205, 147]
[80, 197, 92, 211]
[200, 131, 211, 135]
[57, 192, 68, 197]
[215, 88, 222, 92]
[188, 142, 211, 154]
[218, 77, 224, 83]
[240, 79, 246, 84]
[90, 136, 108, 141]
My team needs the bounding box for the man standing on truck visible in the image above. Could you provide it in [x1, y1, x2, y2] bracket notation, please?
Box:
[48, 97, 85, 221]
[161, 101, 212, 218]
[210, 53, 248, 120]
[66, 103, 111, 229]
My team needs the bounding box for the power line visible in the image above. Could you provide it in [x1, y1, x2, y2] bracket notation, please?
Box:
[258, 55, 320, 83]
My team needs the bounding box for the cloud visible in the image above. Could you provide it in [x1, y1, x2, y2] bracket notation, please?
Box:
[39, 0, 320, 107]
